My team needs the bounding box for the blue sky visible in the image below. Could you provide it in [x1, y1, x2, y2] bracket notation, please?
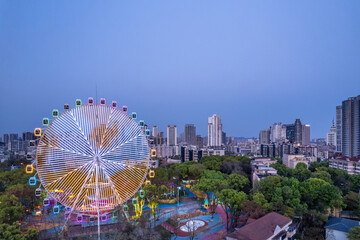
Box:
[1, 1, 360, 138]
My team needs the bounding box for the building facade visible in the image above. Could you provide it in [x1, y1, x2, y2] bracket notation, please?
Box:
[326, 121, 337, 147]
[259, 129, 270, 144]
[208, 114, 222, 147]
[184, 124, 196, 145]
[302, 124, 311, 146]
[336, 105, 342, 152]
[340, 95, 360, 157]
[167, 125, 177, 146]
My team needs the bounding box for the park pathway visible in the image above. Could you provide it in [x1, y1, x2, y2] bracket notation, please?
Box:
[200, 206, 227, 240]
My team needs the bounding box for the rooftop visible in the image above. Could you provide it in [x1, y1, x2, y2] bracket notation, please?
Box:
[226, 212, 291, 240]
[325, 217, 360, 233]
[335, 156, 360, 162]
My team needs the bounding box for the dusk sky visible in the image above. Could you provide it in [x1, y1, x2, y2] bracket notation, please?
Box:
[1, 1, 360, 139]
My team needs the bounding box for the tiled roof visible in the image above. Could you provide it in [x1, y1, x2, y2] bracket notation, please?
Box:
[336, 156, 360, 162]
[226, 212, 291, 240]
[325, 217, 360, 233]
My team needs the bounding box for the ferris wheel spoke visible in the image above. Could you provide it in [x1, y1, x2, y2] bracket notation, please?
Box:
[38, 155, 93, 189]
[99, 112, 140, 156]
[41, 112, 94, 156]
[101, 158, 148, 172]
[100, 159, 148, 201]
[36, 146, 94, 187]
[44, 162, 95, 207]
[100, 131, 148, 159]
[38, 142, 93, 158]
[98, 164, 123, 205]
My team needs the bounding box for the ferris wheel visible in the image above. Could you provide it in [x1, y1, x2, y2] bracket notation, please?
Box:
[26, 98, 156, 226]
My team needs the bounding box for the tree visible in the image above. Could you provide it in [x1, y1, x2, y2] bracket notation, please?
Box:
[218, 189, 247, 231]
[227, 174, 249, 192]
[200, 156, 222, 171]
[252, 193, 272, 212]
[254, 175, 281, 201]
[153, 167, 168, 184]
[317, 183, 345, 213]
[168, 163, 189, 181]
[0, 223, 38, 240]
[344, 191, 360, 217]
[188, 164, 206, 180]
[242, 200, 265, 219]
[0, 194, 24, 224]
[311, 171, 332, 184]
[271, 163, 293, 178]
[192, 172, 228, 218]
[347, 226, 360, 240]
[293, 163, 311, 181]
[220, 158, 251, 177]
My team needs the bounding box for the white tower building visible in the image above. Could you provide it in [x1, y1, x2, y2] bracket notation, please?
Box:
[208, 114, 222, 147]
[167, 125, 177, 146]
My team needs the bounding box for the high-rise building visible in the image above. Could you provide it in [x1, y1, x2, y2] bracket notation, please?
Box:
[326, 121, 336, 146]
[222, 131, 227, 145]
[9, 133, 18, 142]
[284, 124, 295, 143]
[22, 132, 34, 141]
[259, 129, 270, 144]
[184, 124, 196, 145]
[2, 134, 9, 145]
[152, 126, 159, 137]
[302, 125, 311, 146]
[195, 135, 203, 148]
[270, 123, 286, 143]
[341, 95, 360, 157]
[167, 125, 177, 146]
[208, 114, 222, 147]
[336, 105, 342, 152]
[294, 119, 302, 144]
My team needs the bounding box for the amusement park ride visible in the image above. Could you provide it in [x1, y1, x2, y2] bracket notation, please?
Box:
[26, 98, 157, 239]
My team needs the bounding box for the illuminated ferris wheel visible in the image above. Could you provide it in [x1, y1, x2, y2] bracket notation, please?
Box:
[26, 98, 155, 221]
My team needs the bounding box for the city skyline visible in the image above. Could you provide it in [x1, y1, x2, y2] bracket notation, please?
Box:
[1, 1, 360, 138]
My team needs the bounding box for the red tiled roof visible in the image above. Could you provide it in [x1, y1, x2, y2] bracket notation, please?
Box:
[227, 212, 291, 240]
[336, 156, 360, 162]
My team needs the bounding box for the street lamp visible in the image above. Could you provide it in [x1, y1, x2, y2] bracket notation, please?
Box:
[177, 186, 181, 209]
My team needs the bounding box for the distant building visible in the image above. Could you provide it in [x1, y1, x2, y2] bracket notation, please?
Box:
[302, 124, 311, 146]
[340, 95, 360, 157]
[167, 125, 177, 146]
[326, 121, 337, 147]
[2, 134, 9, 145]
[22, 132, 34, 141]
[325, 217, 360, 240]
[195, 135, 203, 148]
[251, 159, 278, 187]
[259, 129, 270, 144]
[270, 123, 286, 143]
[329, 156, 360, 175]
[284, 124, 296, 143]
[9, 133, 18, 142]
[336, 105, 342, 152]
[222, 131, 227, 145]
[180, 146, 225, 162]
[283, 154, 308, 168]
[184, 124, 196, 145]
[226, 212, 296, 240]
[152, 126, 159, 137]
[208, 114, 222, 147]
[294, 119, 302, 144]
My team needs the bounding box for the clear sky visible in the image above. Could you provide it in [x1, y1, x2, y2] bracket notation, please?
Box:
[1, 1, 360, 139]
